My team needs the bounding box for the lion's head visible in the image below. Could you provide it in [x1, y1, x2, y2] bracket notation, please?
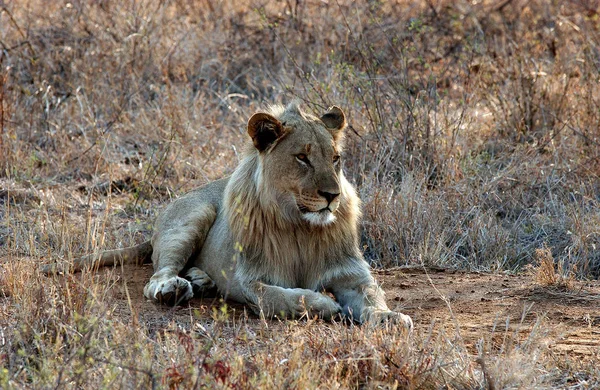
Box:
[246, 103, 348, 226]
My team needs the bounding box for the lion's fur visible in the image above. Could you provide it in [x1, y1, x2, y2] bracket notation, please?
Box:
[43, 103, 413, 328]
[40, 241, 153, 274]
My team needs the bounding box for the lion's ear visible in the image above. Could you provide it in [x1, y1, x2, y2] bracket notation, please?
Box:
[320, 106, 346, 139]
[247, 113, 285, 152]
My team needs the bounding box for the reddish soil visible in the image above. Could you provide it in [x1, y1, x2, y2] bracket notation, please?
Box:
[101, 265, 600, 360]
[378, 267, 600, 359]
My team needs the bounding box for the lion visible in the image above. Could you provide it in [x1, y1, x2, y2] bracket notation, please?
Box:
[42, 103, 413, 329]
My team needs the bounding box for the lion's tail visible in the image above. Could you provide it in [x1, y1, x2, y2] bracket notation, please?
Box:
[40, 241, 153, 275]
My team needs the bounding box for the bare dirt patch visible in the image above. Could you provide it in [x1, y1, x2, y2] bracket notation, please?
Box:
[378, 268, 600, 360]
[91, 264, 600, 361]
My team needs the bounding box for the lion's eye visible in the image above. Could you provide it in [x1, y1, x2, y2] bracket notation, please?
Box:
[333, 155, 341, 164]
[296, 154, 309, 164]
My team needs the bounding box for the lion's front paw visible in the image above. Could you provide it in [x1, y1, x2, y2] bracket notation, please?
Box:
[143, 275, 194, 306]
[363, 310, 414, 331]
[297, 293, 342, 320]
[184, 267, 216, 296]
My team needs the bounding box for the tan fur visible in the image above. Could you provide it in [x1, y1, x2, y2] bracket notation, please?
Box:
[40, 241, 153, 274]
[42, 103, 413, 329]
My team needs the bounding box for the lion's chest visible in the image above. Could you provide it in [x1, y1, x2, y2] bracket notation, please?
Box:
[245, 232, 330, 290]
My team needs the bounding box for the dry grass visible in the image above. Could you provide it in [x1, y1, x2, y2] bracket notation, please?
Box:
[0, 262, 571, 389]
[1, 0, 600, 388]
[532, 246, 576, 289]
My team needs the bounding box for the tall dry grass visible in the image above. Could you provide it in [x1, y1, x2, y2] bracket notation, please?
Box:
[2, 0, 600, 273]
[1, 0, 600, 387]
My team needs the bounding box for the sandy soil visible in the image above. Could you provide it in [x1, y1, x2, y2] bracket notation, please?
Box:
[98, 264, 600, 361]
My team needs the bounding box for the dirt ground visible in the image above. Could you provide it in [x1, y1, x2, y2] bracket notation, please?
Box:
[97, 264, 600, 361]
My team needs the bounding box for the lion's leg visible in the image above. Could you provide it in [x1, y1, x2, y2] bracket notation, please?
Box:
[242, 282, 341, 320]
[143, 204, 217, 306]
[336, 281, 413, 330]
[325, 265, 413, 330]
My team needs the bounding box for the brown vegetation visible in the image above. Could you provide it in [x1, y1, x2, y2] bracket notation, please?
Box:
[1, 0, 600, 388]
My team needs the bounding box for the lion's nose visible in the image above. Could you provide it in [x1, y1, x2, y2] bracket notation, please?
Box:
[318, 190, 340, 204]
